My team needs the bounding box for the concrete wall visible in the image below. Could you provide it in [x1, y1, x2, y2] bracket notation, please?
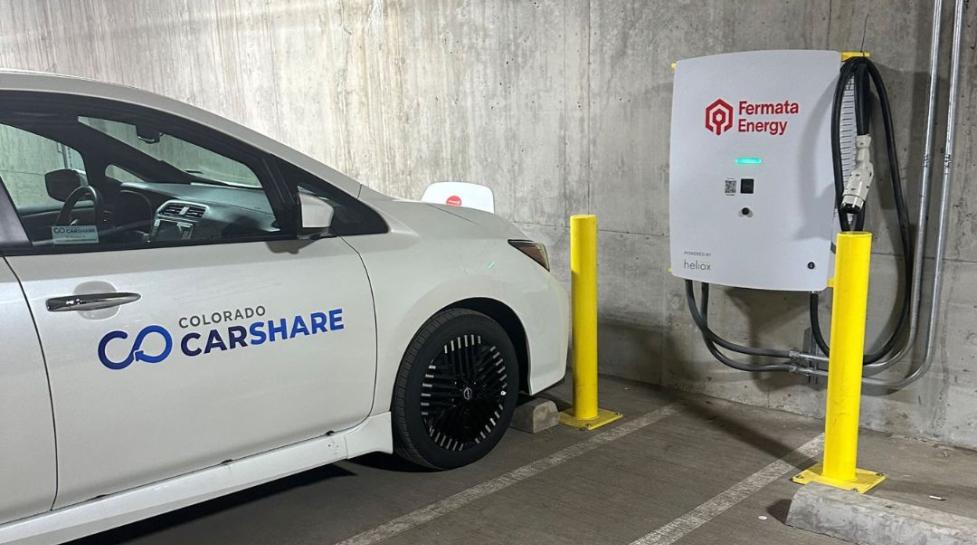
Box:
[1, 0, 975, 448]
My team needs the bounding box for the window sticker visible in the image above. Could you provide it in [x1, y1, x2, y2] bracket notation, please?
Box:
[51, 225, 99, 245]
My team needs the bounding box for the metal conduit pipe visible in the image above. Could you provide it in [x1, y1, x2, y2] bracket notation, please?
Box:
[861, 0, 944, 376]
[795, 0, 967, 388]
[877, 0, 968, 388]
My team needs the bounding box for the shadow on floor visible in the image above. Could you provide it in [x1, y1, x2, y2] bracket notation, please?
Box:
[550, 375, 818, 469]
[347, 451, 434, 473]
[678, 395, 819, 469]
[69, 463, 357, 545]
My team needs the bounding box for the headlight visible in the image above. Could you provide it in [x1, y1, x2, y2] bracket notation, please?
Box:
[508, 239, 550, 271]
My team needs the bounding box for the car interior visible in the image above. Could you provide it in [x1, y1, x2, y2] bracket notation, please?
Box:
[0, 105, 287, 250]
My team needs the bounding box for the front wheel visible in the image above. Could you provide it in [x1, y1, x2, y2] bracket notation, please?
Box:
[392, 308, 520, 469]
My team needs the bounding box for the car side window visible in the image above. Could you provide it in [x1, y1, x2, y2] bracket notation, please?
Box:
[0, 124, 85, 210]
[0, 93, 292, 254]
[277, 159, 388, 237]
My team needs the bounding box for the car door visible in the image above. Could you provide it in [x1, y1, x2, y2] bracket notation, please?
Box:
[0, 253, 56, 523]
[0, 93, 378, 508]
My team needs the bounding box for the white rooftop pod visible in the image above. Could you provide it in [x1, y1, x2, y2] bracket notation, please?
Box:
[421, 181, 495, 213]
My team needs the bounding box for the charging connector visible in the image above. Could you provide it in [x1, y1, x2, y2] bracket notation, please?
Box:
[841, 134, 874, 213]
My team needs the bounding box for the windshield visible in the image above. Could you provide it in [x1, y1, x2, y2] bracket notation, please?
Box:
[79, 117, 262, 188]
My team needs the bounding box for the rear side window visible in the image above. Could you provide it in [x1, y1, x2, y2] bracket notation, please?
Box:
[0, 124, 84, 209]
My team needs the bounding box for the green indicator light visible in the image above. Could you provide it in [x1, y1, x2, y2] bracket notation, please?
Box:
[735, 157, 762, 165]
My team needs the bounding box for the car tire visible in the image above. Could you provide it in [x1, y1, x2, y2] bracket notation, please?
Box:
[393, 308, 520, 470]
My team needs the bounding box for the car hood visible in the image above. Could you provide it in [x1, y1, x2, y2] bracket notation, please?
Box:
[360, 194, 527, 240]
[425, 202, 527, 237]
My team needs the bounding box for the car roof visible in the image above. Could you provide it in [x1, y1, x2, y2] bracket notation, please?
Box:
[0, 69, 363, 197]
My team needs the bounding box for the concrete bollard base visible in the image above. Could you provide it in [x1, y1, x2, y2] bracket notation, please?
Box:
[787, 483, 977, 545]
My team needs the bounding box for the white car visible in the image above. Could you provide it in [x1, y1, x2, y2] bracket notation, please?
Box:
[0, 70, 569, 544]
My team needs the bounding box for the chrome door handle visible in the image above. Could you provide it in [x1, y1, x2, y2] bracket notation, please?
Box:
[46, 292, 141, 312]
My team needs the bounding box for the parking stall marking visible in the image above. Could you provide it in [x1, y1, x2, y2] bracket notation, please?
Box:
[629, 434, 824, 545]
[334, 403, 683, 545]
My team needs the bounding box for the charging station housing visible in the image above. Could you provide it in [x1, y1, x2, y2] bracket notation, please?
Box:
[669, 50, 851, 292]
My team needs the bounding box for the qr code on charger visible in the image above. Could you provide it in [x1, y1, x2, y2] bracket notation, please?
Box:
[724, 179, 737, 195]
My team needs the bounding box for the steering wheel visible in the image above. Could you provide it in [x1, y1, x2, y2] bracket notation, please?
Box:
[56, 185, 104, 227]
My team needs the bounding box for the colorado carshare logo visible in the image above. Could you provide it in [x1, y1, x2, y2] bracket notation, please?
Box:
[97, 306, 345, 370]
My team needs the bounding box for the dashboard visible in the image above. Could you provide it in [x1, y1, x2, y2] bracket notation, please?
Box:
[120, 181, 280, 243]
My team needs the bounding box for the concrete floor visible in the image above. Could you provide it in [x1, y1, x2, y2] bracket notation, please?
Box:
[71, 377, 977, 545]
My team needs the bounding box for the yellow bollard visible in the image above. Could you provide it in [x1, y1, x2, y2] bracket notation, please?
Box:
[793, 231, 886, 493]
[559, 215, 623, 431]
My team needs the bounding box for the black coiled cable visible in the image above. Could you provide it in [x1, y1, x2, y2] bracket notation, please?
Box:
[685, 280, 796, 372]
[811, 56, 913, 363]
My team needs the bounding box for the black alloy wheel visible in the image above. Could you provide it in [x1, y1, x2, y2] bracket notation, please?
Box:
[393, 308, 519, 469]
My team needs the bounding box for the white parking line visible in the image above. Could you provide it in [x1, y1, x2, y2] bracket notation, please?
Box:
[629, 434, 824, 545]
[335, 403, 683, 545]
